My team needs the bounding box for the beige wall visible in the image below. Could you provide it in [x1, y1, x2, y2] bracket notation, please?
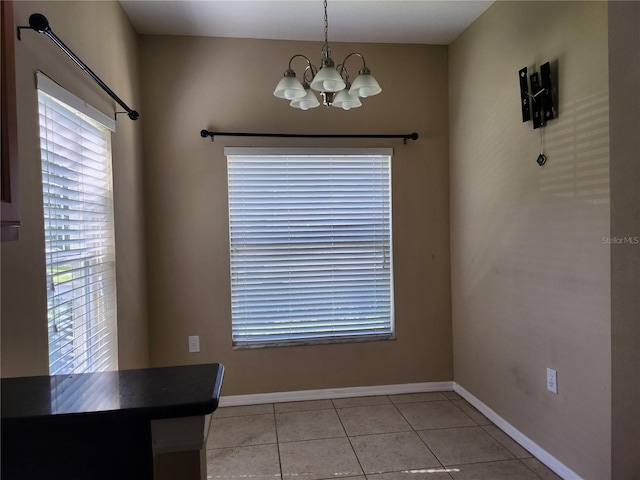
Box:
[449, 2, 611, 478]
[609, 2, 640, 478]
[138, 36, 452, 395]
[1, 1, 148, 376]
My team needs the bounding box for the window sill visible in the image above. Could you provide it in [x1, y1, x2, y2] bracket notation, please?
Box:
[232, 333, 395, 350]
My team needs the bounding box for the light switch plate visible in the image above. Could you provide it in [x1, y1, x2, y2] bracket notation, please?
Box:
[188, 335, 200, 353]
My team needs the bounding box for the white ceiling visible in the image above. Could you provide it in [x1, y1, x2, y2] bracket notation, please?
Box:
[119, 1, 494, 46]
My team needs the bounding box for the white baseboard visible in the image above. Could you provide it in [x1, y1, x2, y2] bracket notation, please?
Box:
[219, 381, 454, 407]
[454, 383, 582, 480]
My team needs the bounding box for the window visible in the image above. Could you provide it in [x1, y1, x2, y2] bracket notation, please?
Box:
[226, 148, 394, 348]
[37, 72, 118, 375]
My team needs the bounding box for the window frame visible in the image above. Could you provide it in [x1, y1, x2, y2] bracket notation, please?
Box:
[225, 147, 395, 349]
[37, 71, 119, 375]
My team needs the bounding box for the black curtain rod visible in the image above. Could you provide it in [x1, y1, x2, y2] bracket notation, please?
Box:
[200, 130, 419, 144]
[17, 14, 139, 121]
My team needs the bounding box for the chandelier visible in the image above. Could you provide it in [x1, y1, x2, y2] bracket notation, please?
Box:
[273, 0, 382, 111]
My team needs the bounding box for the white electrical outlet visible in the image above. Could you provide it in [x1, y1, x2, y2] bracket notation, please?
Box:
[546, 368, 558, 394]
[188, 335, 200, 353]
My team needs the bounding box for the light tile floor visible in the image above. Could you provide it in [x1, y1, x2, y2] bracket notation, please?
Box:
[206, 391, 563, 480]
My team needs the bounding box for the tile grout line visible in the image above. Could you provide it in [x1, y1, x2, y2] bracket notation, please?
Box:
[447, 458, 546, 479]
[516, 458, 546, 480]
[333, 397, 368, 478]
[447, 397, 547, 478]
[272, 403, 285, 480]
[480, 424, 535, 459]
[396, 396, 534, 472]
[389, 395, 450, 474]
[446, 397, 479, 425]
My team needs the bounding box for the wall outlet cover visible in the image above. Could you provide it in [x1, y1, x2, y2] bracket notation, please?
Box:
[546, 367, 558, 394]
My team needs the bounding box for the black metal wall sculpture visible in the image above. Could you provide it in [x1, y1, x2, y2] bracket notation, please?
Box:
[519, 62, 555, 130]
[519, 61, 557, 166]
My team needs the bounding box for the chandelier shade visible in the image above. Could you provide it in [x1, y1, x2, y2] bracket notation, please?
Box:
[349, 69, 382, 98]
[310, 62, 346, 92]
[290, 84, 321, 110]
[273, 70, 307, 100]
[274, 0, 381, 110]
[332, 87, 362, 110]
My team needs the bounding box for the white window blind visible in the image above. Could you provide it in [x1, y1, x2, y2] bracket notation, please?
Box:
[38, 75, 118, 375]
[226, 148, 394, 347]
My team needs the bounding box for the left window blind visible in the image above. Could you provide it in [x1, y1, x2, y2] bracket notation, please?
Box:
[38, 73, 118, 375]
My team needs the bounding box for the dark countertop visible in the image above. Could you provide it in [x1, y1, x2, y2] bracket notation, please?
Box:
[1, 363, 225, 424]
[1, 363, 224, 480]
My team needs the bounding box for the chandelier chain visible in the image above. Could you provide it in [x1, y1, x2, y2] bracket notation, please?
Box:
[323, 0, 329, 47]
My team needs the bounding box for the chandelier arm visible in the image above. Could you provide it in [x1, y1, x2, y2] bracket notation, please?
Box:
[335, 64, 350, 84]
[341, 52, 367, 70]
[287, 54, 314, 71]
[303, 64, 319, 84]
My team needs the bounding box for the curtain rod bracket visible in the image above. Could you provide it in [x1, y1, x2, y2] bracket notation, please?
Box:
[116, 111, 140, 121]
[200, 130, 419, 143]
[18, 13, 140, 121]
[201, 130, 216, 142]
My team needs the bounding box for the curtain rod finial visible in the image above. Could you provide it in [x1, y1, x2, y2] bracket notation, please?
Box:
[29, 13, 50, 33]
